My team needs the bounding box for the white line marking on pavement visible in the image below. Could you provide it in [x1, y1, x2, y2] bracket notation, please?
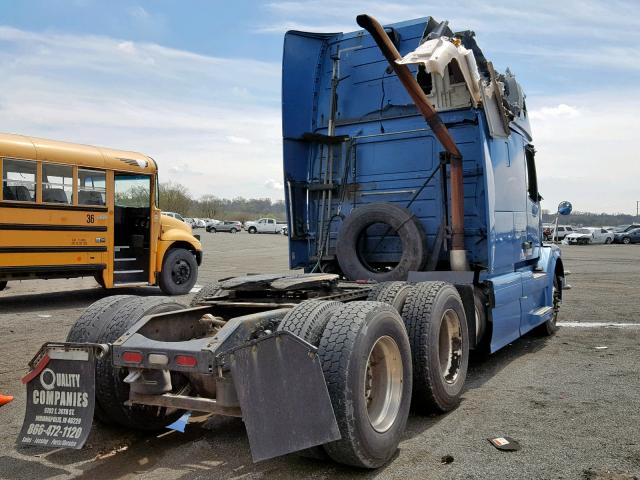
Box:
[558, 322, 640, 328]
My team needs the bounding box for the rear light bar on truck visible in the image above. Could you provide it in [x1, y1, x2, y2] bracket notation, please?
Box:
[121, 351, 197, 368]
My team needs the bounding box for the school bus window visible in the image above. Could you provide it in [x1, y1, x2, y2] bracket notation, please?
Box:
[115, 174, 150, 208]
[42, 163, 73, 204]
[2, 158, 36, 202]
[78, 168, 106, 206]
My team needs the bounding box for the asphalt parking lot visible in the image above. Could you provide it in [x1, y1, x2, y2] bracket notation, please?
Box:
[1, 233, 639, 480]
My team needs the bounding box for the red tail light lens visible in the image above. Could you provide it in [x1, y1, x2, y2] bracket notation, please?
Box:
[175, 355, 197, 367]
[122, 351, 143, 364]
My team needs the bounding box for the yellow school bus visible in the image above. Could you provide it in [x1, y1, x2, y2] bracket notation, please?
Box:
[0, 133, 202, 295]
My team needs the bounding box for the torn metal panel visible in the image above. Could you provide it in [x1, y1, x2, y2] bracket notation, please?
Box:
[397, 36, 482, 105]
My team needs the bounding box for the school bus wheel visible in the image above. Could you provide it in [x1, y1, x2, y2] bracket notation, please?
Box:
[159, 248, 198, 295]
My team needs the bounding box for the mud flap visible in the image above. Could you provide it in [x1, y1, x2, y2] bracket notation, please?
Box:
[228, 331, 340, 462]
[17, 342, 106, 449]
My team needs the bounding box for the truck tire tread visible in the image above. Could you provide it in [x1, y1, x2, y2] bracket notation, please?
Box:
[319, 301, 412, 468]
[66, 295, 134, 423]
[401, 281, 469, 413]
[189, 282, 225, 307]
[94, 296, 187, 430]
[367, 281, 412, 312]
[277, 300, 342, 346]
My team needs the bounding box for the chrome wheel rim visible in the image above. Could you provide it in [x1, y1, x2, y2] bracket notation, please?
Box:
[439, 309, 463, 384]
[364, 335, 403, 433]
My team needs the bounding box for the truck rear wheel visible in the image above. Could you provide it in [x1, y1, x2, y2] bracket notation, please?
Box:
[189, 282, 227, 307]
[93, 296, 188, 430]
[159, 248, 198, 295]
[401, 282, 469, 413]
[277, 300, 342, 346]
[318, 301, 412, 468]
[367, 281, 413, 313]
[66, 295, 135, 423]
[535, 275, 560, 336]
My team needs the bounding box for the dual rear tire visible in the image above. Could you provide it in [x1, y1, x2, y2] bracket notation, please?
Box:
[66, 296, 188, 430]
[278, 283, 470, 468]
[280, 300, 412, 468]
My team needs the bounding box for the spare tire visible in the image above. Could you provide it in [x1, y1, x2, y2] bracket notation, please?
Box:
[336, 203, 427, 282]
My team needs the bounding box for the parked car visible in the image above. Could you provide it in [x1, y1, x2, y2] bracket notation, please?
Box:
[547, 225, 574, 240]
[614, 227, 640, 244]
[207, 221, 242, 233]
[565, 227, 614, 245]
[613, 224, 640, 234]
[191, 218, 206, 229]
[162, 211, 187, 223]
[542, 223, 554, 241]
[245, 217, 287, 234]
[205, 219, 221, 229]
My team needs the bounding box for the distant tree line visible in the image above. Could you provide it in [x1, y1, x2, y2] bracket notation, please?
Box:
[159, 181, 638, 226]
[158, 182, 285, 222]
[541, 210, 640, 227]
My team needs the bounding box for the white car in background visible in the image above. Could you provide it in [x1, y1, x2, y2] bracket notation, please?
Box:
[163, 211, 187, 223]
[565, 227, 614, 245]
[245, 218, 287, 234]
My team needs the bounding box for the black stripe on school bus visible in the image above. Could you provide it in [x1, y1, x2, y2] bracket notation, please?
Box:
[0, 246, 108, 253]
[0, 224, 107, 232]
[0, 264, 105, 276]
[0, 201, 108, 212]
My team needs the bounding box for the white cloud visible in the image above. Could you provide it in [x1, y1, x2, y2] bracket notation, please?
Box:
[528, 94, 640, 214]
[226, 136, 252, 145]
[128, 5, 150, 20]
[265, 179, 284, 190]
[0, 26, 284, 200]
[529, 104, 579, 121]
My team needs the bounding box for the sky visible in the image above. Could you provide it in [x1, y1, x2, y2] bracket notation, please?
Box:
[0, 0, 638, 213]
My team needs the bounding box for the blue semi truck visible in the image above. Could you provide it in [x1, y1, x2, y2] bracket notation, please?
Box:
[19, 14, 567, 470]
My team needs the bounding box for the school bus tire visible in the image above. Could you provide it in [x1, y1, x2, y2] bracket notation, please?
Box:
[159, 248, 198, 296]
[0, 281, 7, 291]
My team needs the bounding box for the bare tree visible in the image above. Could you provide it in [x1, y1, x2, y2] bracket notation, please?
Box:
[159, 182, 192, 215]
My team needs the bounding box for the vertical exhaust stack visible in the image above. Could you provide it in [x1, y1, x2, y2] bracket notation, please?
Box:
[356, 14, 469, 271]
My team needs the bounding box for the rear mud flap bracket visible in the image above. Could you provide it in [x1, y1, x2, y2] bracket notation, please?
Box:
[228, 331, 340, 462]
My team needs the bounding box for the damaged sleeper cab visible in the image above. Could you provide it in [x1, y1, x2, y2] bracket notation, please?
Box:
[19, 12, 565, 470]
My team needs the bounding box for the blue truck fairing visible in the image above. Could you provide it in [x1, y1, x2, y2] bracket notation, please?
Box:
[282, 17, 562, 352]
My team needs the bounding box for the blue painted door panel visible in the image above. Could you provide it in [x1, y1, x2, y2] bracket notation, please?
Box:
[519, 270, 549, 334]
[489, 272, 523, 352]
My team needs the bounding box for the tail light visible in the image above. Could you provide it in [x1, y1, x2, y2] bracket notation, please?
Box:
[175, 355, 197, 367]
[122, 351, 143, 364]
